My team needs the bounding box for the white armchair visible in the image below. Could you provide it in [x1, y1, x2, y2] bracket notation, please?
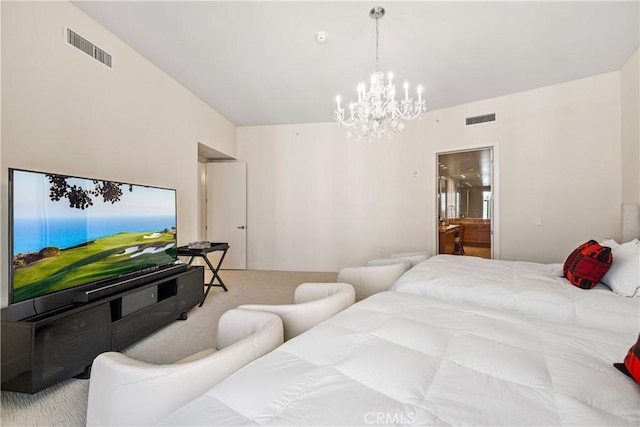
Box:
[389, 251, 430, 266]
[86, 309, 284, 426]
[337, 260, 411, 301]
[238, 282, 355, 341]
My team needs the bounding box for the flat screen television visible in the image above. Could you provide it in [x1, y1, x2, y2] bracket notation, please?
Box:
[9, 168, 178, 305]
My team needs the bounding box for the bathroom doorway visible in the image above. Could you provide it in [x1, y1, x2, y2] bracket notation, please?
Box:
[436, 147, 494, 259]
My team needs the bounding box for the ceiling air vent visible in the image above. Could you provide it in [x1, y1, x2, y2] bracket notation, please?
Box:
[466, 113, 495, 126]
[66, 28, 112, 68]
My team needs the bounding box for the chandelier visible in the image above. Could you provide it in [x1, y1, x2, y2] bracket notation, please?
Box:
[334, 6, 427, 140]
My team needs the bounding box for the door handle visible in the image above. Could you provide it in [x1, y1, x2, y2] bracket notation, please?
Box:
[237, 226, 246, 229]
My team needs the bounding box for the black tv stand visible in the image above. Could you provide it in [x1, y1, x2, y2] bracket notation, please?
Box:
[0, 266, 204, 394]
[73, 263, 188, 303]
[74, 364, 92, 380]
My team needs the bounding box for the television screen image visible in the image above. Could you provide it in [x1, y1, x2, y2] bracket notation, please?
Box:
[10, 169, 178, 304]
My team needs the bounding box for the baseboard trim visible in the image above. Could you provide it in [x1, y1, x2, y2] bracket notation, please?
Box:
[246, 263, 340, 273]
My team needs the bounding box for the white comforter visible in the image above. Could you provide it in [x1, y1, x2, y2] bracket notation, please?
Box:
[160, 292, 640, 426]
[391, 255, 640, 335]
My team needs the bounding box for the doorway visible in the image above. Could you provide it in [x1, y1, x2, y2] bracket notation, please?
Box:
[206, 162, 247, 269]
[436, 147, 494, 259]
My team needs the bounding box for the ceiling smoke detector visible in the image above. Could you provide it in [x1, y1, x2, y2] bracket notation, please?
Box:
[315, 32, 328, 43]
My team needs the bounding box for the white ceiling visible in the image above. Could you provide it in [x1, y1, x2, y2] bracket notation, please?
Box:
[72, 1, 639, 127]
[438, 148, 492, 188]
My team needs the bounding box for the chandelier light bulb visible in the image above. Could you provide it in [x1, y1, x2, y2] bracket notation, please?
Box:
[336, 95, 341, 110]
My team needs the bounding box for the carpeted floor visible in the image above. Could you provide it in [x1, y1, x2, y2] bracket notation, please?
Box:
[0, 269, 337, 427]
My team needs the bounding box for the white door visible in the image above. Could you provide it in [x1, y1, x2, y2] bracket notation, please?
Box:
[206, 162, 247, 269]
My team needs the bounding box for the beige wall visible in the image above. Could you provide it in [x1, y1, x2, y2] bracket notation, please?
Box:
[239, 71, 623, 269]
[621, 49, 640, 204]
[0, 1, 236, 307]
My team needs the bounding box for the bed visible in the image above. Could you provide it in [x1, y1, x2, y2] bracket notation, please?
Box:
[390, 254, 640, 335]
[158, 291, 639, 426]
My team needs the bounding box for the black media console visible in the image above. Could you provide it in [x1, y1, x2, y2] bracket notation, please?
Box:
[0, 266, 204, 394]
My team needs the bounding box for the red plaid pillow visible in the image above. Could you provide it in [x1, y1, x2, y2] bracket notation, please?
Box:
[615, 334, 640, 385]
[565, 242, 612, 289]
[563, 240, 597, 276]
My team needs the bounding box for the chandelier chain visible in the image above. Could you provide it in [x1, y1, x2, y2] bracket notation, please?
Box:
[375, 15, 379, 72]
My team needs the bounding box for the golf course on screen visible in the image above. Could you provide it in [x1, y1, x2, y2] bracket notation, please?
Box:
[12, 230, 177, 302]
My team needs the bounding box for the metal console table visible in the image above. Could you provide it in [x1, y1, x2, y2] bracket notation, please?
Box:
[177, 243, 229, 306]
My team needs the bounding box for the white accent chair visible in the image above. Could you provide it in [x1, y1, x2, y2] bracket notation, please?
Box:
[389, 251, 430, 267]
[86, 309, 284, 427]
[238, 282, 355, 341]
[337, 259, 412, 301]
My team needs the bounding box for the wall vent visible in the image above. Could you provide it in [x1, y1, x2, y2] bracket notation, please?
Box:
[466, 113, 495, 126]
[66, 28, 112, 68]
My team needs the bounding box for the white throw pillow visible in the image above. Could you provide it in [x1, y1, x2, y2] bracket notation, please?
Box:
[548, 263, 564, 277]
[599, 238, 619, 248]
[601, 239, 640, 297]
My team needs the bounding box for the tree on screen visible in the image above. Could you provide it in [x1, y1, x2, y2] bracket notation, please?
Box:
[47, 174, 133, 210]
